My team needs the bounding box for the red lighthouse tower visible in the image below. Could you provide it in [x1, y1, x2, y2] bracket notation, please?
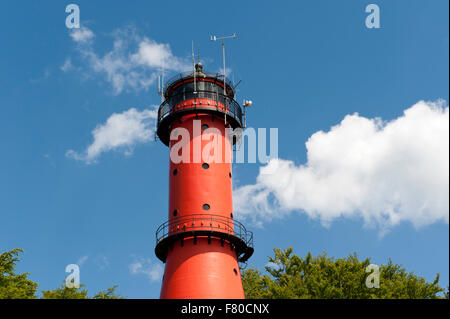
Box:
[155, 61, 254, 299]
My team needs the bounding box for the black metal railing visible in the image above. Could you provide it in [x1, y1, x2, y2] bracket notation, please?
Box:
[164, 70, 234, 92]
[155, 214, 253, 248]
[157, 90, 243, 130]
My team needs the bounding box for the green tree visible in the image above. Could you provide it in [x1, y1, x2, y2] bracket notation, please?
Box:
[41, 284, 122, 299]
[1, 248, 123, 299]
[41, 284, 89, 299]
[0, 248, 38, 299]
[242, 247, 445, 299]
[92, 285, 123, 299]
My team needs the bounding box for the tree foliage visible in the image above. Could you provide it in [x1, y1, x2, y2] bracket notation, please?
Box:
[2, 247, 446, 299]
[0, 248, 38, 299]
[242, 247, 445, 299]
[41, 284, 122, 299]
[92, 285, 123, 299]
[1, 249, 122, 299]
[41, 284, 89, 299]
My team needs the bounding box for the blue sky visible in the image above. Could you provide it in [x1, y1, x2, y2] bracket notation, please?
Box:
[0, 0, 448, 298]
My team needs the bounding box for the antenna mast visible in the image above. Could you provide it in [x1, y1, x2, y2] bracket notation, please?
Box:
[192, 40, 197, 93]
[158, 63, 165, 104]
[210, 33, 236, 96]
[210, 33, 236, 125]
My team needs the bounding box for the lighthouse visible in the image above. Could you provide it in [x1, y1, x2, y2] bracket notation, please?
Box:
[154, 61, 254, 299]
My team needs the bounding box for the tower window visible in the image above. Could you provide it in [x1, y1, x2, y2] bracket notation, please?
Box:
[202, 163, 209, 169]
[173, 168, 178, 176]
[233, 268, 238, 276]
[202, 203, 210, 210]
[229, 172, 232, 178]
[173, 209, 178, 217]
[202, 124, 209, 130]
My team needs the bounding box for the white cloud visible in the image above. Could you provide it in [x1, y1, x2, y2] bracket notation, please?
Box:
[29, 69, 51, 83]
[70, 27, 94, 43]
[66, 107, 158, 164]
[77, 255, 89, 267]
[95, 255, 110, 270]
[68, 26, 189, 94]
[131, 38, 187, 71]
[234, 100, 449, 232]
[129, 258, 163, 282]
[60, 58, 73, 72]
